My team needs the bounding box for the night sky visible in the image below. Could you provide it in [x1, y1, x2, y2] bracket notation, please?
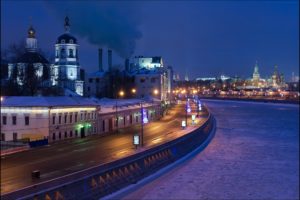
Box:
[1, 1, 299, 80]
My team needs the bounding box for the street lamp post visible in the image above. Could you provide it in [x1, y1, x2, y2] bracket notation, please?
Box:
[197, 99, 200, 117]
[140, 100, 144, 147]
[115, 100, 118, 132]
[115, 90, 124, 133]
[185, 101, 188, 127]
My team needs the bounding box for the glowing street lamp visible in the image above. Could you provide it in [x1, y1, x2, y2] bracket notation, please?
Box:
[131, 88, 136, 94]
[187, 107, 191, 113]
[153, 89, 159, 95]
[115, 90, 125, 133]
[119, 90, 125, 97]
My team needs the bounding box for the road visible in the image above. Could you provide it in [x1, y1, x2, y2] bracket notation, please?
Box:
[1, 103, 208, 194]
[123, 99, 299, 200]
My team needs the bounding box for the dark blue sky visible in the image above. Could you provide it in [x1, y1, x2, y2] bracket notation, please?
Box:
[1, 1, 299, 80]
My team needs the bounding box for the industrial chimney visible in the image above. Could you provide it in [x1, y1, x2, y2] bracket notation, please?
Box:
[108, 49, 112, 71]
[98, 48, 103, 72]
[125, 58, 129, 71]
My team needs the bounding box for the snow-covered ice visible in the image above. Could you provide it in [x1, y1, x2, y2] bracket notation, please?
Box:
[122, 100, 299, 200]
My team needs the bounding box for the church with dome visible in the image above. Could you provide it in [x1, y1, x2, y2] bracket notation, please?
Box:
[50, 16, 84, 96]
[6, 16, 84, 96]
[8, 25, 50, 86]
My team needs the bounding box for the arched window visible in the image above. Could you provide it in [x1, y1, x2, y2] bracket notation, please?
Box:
[61, 39, 65, 44]
[61, 48, 66, 58]
[70, 39, 73, 44]
[69, 49, 74, 58]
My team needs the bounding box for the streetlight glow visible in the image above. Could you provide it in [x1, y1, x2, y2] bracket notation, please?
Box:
[153, 89, 159, 95]
[131, 88, 136, 94]
[119, 90, 125, 97]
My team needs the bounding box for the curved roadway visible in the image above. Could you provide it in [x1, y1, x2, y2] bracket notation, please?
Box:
[1, 103, 208, 195]
[123, 99, 299, 200]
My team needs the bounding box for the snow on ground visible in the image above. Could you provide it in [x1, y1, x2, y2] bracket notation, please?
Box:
[122, 100, 299, 200]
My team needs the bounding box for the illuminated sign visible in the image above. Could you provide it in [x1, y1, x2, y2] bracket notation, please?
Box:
[133, 134, 140, 145]
[192, 115, 196, 121]
[142, 108, 148, 124]
[198, 103, 202, 111]
[182, 120, 186, 127]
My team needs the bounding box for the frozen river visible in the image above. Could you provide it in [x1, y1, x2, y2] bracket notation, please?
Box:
[122, 100, 299, 200]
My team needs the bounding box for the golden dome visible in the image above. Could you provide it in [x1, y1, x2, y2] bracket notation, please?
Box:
[28, 25, 35, 38]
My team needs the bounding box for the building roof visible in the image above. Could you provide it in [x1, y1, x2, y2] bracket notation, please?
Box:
[1, 96, 99, 107]
[97, 97, 160, 113]
[56, 33, 77, 44]
[131, 68, 162, 75]
[17, 52, 49, 64]
[152, 56, 162, 63]
[87, 71, 107, 78]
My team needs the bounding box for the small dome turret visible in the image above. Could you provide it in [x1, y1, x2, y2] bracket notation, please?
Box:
[28, 25, 35, 38]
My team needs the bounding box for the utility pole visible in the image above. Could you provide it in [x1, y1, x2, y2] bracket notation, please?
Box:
[115, 99, 118, 132]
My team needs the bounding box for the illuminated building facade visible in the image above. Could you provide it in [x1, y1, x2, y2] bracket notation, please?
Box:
[132, 56, 164, 70]
[8, 25, 49, 86]
[0, 96, 162, 142]
[51, 16, 84, 96]
[252, 61, 260, 82]
[271, 65, 285, 88]
[0, 97, 98, 142]
[131, 56, 173, 102]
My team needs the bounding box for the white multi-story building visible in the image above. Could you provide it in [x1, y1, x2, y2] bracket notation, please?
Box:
[1, 97, 98, 142]
[132, 61, 173, 102]
[51, 16, 84, 96]
[132, 56, 164, 70]
[0, 96, 162, 143]
[134, 69, 168, 101]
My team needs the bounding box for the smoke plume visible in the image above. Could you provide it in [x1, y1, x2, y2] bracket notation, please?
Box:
[45, 1, 142, 58]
